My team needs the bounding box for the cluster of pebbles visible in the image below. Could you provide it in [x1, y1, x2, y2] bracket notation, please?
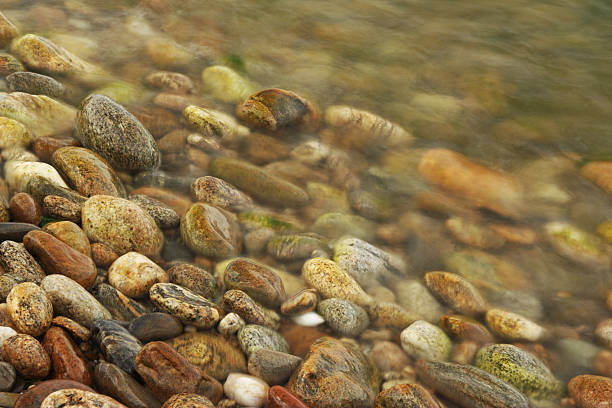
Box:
[0, 7, 608, 408]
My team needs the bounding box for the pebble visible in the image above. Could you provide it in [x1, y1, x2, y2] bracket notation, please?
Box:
[180, 202, 242, 259]
[82, 195, 164, 257]
[190, 176, 253, 212]
[149, 282, 220, 329]
[568, 374, 612, 408]
[13, 380, 94, 408]
[161, 393, 214, 408]
[130, 186, 192, 217]
[400, 320, 452, 362]
[6, 282, 53, 336]
[201, 65, 255, 103]
[9, 192, 42, 225]
[223, 373, 269, 408]
[222, 289, 280, 329]
[292, 311, 326, 327]
[182, 106, 248, 145]
[129, 194, 179, 229]
[91, 243, 118, 268]
[281, 289, 319, 316]
[93, 283, 147, 322]
[42, 326, 92, 385]
[134, 341, 223, 403]
[108, 252, 168, 298]
[368, 341, 410, 373]
[0, 222, 39, 242]
[43, 195, 83, 223]
[0, 362, 15, 392]
[0, 327, 16, 350]
[238, 324, 290, 357]
[0, 240, 45, 283]
[41, 274, 111, 328]
[217, 312, 245, 336]
[287, 336, 379, 408]
[27, 175, 86, 206]
[595, 318, 612, 348]
[312, 212, 376, 241]
[317, 298, 369, 337]
[5, 160, 68, 195]
[0, 117, 30, 150]
[94, 362, 162, 408]
[168, 331, 247, 381]
[43, 221, 91, 257]
[266, 234, 328, 261]
[439, 314, 495, 344]
[581, 161, 612, 193]
[424, 271, 487, 316]
[128, 313, 183, 343]
[248, 349, 302, 385]
[6, 72, 65, 98]
[224, 258, 286, 308]
[544, 221, 610, 268]
[51, 316, 91, 342]
[416, 359, 529, 408]
[40, 388, 128, 408]
[24, 230, 97, 289]
[267, 385, 310, 408]
[146, 71, 194, 94]
[0, 12, 17, 47]
[32, 136, 80, 164]
[2, 334, 51, 379]
[166, 263, 216, 299]
[0, 53, 24, 76]
[445, 216, 506, 248]
[92, 320, 143, 376]
[302, 257, 373, 306]
[486, 308, 545, 342]
[363, 301, 415, 330]
[0, 92, 75, 138]
[374, 383, 440, 408]
[475, 343, 564, 401]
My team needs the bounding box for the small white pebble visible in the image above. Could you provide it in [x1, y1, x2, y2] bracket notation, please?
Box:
[292, 311, 325, 327]
[218, 312, 245, 336]
[223, 372, 269, 408]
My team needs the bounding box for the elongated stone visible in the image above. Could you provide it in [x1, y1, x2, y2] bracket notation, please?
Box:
[93, 283, 147, 322]
[302, 257, 372, 306]
[224, 258, 286, 308]
[5, 160, 68, 193]
[6, 72, 65, 98]
[191, 176, 253, 212]
[42, 326, 92, 386]
[94, 362, 161, 408]
[0, 240, 45, 283]
[149, 283, 220, 329]
[0, 222, 39, 242]
[92, 320, 143, 376]
[7, 282, 53, 336]
[424, 271, 487, 316]
[128, 313, 182, 343]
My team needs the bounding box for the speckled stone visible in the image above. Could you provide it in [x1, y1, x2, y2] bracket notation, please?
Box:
[238, 324, 290, 357]
[266, 234, 328, 262]
[9, 192, 42, 225]
[222, 289, 280, 329]
[224, 258, 286, 308]
[0, 117, 30, 150]
[0, 362, 15, 392]
[43, 221, 91, 257]
[317, 298, 369, 337]
[168, 331, 247, 381]
[42, 326, 92, 386]
[400, 320, 452, 362]
[40, 388, 128, 408]
[41, 274, 111, 328]
[129, 194, 180, 229]
[6, 282, 53, 336]
[485, 308, 545, 342]
[0, 53, 24, 76]
[424, 271, 487, 316]
[166, 263, 216, 299]
[128, 313, 183, 343]
[51, 316, 91, 342]
[146, 71, 194, 94]
[93, 283, 147, 322]
[92, 320, 143, 376]
[248, 349, 302, 385]
[568, 375, 612, 408]
[0, 93, 75, 139]
[27, 175, 86, 206]
[0, 240, 45, 283]
[81, 195, 164, 257]
[13, 380, 95, 408]
[217, 313, 245, 336]
[42, 195, 82, 223]
[191, 176, 253, 212]
[2, 334, 50, 379]
[6, 72, 65, 98]
[375, 383, 439, 408]
[161, 393, 214, 408]
[475, 344, 563, 401]
[302, 257, 372, 306]
[0, 13, 18, 48]
[108, 252, 168, 299]
[439, 314, 494, 344]
[149, 283, 220, 329]
[76, 94, 159, 172]
[363, 301, 415, 330]
[94, 361, 162, 408]
[281, 289, 319, 316]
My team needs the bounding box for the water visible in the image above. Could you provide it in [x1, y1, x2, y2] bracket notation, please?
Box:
[3, 0, 612, 400]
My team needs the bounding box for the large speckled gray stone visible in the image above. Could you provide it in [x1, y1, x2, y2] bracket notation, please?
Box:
[317, 298, 369, 337]
[76, 94, 159, 172]
[237, 324, 289, 357]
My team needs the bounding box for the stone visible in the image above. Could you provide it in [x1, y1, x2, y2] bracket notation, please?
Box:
[41, 274, 111, 328]
[146, 71, 194, 94]
[475, 344, 564, 401]
[191, 176, 253, 212]
[217, 313, 245, 336]
[424, 271, 487, 316]
[568, 375, 612, 408]
[581, 161, 612, 193]
[180, 203, 242, 259]
[93, 283, 147, 322]
[223, 373, 269, 408]
[374, 383, 440, 408]
[129, 195, 179, 229]
[183, 106, 248, 145]
[201, 65, 255, 103]
[129, 186, 192, 217]
[6, 282, 53, 336]
[222, 289, 280, 329]
[0, 12, 17, 47]
[209, 157, 309, 208]
[224, 258, 286, 308]
[287, 337, 379, 408]
[368, 341, 410, 373]
[0, 240, 45, 283]
[281, 289, 319, 316]
[485, 308, 545, 342]
[416, 359, 529, 408]
[43, 221, 91, 257]
[42, 195, 82, 223]
[348, 189, 394, 221]
[0, 362, 14, 392]
[238, 324, 290, 357]
[108, 252, 168, 298]
[267, 234, 328, 261]
[267, 386, 309, 408]
[23, 230, 97, 289]
[302, 257, 372, 306]
[52, 147, 126, 198]
[364, 301, 415, 330]
[161, 393, 214, 408]
[42, 326, 92, 386]
[82, 195, 164, 257]
[0, 222, 39, 242]
[13, 380, 94, 408]
[0, 53, 24, 76]
[317, 298, 369, 337]
[32, 137, 80, 164]
[51, 316, 91, 342]
[40, 389, 128, 408]
[0, 92, 75, 138]
[400, 320, 452, 362]
[94, 362, 162, 408]
[168, 331, 246, 381]
[292, 312, 326, 327]
[0, 328, 17, 350]
[439, 314, 494, 344]
[2, 334, 51, 379]
[312, 212, 376, 241]
[91, 243, 118, 268]
[92, 320, 143, 376]
[128, 313, 182, 343]
[76, 94, 159, 172]
[5, 160, 68, 193]
[544, 221, 610, 268]
[6, 72, 65, 98]
[248, 349, 302, 385]
[149, 283, 220, 329]
[134, 341, 222, 403]
[445, 216, 506, 249]
[27, 175, 86, 206]
[595, 318, 612, 348]
[10, 192, 42, 227]
[245, 132, 291, 165]
[0, 117, 31, 151]
[166, 263, 216, 299]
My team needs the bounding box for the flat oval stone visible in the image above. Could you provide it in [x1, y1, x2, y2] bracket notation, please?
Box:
[248, 349, 302, 385]
[27, 175, 87, 206]
[267, 234, 328, 262]
[202, 65, 255, 104]
[268, 385, 310, 408]
[223, 373, 269, 408]
[43, 195, 83, 224]
[76, 94, 159, 172]
[42, 326, 92, 386]
[281, 289, 319, 316]
[6, 282, 53, 336]
[424, 271, 487, 316]
[317, 298, 369, 337]
[568, 375, 612, 408]
[6, 72, 65, 98]
[222, 289, 280, 329]
[190, 176, 253, 212]
[129, 195, 179, 229]
[128, 313, 183, 343]
[92, 320, 143, 376]
[485, 308, 545, 342]
[9, 192, 42, 225]
[224, 258, 286, 308]
[14, 379, 94, 408]
[238, 324, 290, 357]
[108, 252, 168, 299]
[40, 388, 128, 408]
[146, 71, 194, 94]
[81, 195, 164, 257]
[93, 283, 147, 322]
[43, 221, 91, 257]
[0, 240, 45, 283]
[41, 274, 111, 328]
[161, 393, 214, 408]
[149, 283, 220, 329]
[166, 263, 216, 299]
[439, 314, 494, 344]
[0, 93, 76, 138]
[94, 362, 162, 408]
[2, 334, 50, 379]
[23, 230, 97, 289]
[0, 222, 40, 242]
[168, 331, 246, 381]
[302, 257, 372, 306]
[52, 316, 91, 342]
[400, 320, 452, 362]
[180, 203, 242, 259]
[375, 383, 439, 408]
[52, 147, 126, 198]
[0, 117, 30, 150]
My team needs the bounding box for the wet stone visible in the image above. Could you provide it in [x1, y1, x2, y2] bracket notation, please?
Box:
[0, 240, 45, 283]
[400, 320, 452, 362]
[424, 271, 487, 316]
[0, 93, 75, 139]
[368, 341, 410, 373]
[92, 319, 143, 376]
[568, 374, 612, 408]
[439, 314, 494, 344]
[312, 212, 376, 241]
[238, 324, 290, 357]
[318, 298, 369, 337]
[161, 393, 214, 408]
[51, 316, 91, 342]
[128, 313, 182, 343]
[486, 308, 545, 342]
[217, 313, 245, 337]
[0, 362, 15, 392]
[43, 195, 82, 223]
[108, 252, 168, 299]
[7, 282, 53, 336]
[32, 137, 80, 164]
[93, 283, 147, 322]
[168, 331, 247, 381]
[91, 243, 118, 269]
[267, 234, 328, 262]
[0, 117, 31, 150]
[281, 289, 319, 316]
[595, 318, 612, 348]
[6, 72, 65, 98]
[146, 71, 194, 94]
[222, 289, 280, 329]
[544, 221, 610, 268]
[248, 349, 302, 385]
[375, 383, 440, 408]
[9, 192, 42, 225]
[27, 175, 87, 206]
[13, 379, 95, 408]
[0, 222, 39, 242]
[149, 283, 220, 329]
[445, 216, 506, 249]
[94, 361, 162, 408]
[202, 65, 255, 104]
[43, 221, 91, 257]
[224, 258, 286, 308]
[129, 194, 179, 229]
[133, 170, 194, 192]
[0, 276, 17, 303]
[191, 176, 253, 212]
[0, 53, 24, 76]
[267, 385, 310, 408]
[42, 326, 92, 386]
[166, 263, 216, 299]
[40, 388, 128, 408]
[223, 373, 269, 408]
[183, 105, 248, 145]
[2, 334, 51, 379]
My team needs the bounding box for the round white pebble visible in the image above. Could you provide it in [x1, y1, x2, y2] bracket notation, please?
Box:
[223, 372, 269, 408]
[292, 311, 325, 327]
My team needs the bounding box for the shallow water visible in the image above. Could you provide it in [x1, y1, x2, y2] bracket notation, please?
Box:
[2, 0, 612, 403]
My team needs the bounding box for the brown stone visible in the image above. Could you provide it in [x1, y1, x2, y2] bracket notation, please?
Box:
[281, 289, 319, 316]
[43, 195, 82, 223]
[424, 272, 487, 316]
[40, 388, 128, 408]
[42, 326, 93, 386]
[131, 106, 180, 138]
[375, 384, 440, 408]
[23, 230, 97, 289]
[581, 161, 612, 194]
[130, 187, 192, 217]
[52, 316, 91, 342]
[439, 315, 494, 345]
[369, 341, 410, 373]
[14, 379, 94, 408]
[32, 137, 80, 163]
[91, 242, 118, 268]
[43, 221, 91, 257]
[9, 192, 42, 225]
[268, 386, 310, 408]
[157, 129, 188, 154]
[7, 282, 53, 336]
[280, 323, 331, 358]
[2, 334, 51, 379]
[94, 361, 162, 408]
[568, 375, 612, 408]
[223, 258, 286, 308]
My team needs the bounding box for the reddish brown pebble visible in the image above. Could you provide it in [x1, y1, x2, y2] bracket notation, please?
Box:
[42, 326, 93, 386]
[43, 195, 82, 223]
[439, 315, 495, 344]
[43, 221, 91, 257]
[23, 230, 97, 289]
[9, 192, 42, 225]
[424, 271, 487, 316]
[450, 341, 479, 365]
[568, 374, 612, 408]
[369, 341, 410, 373]
[375, 383, 440, 408]
[593, 350, 612, 378]
[91, 242, 119, 268]
[161, 393, 215, 408]
[268, 386, 310, 408]
[52, 316, 91, 342]
[14, 379, 94, 408]
[32, 137, 80, 163]
[2, 334, 51, 379]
